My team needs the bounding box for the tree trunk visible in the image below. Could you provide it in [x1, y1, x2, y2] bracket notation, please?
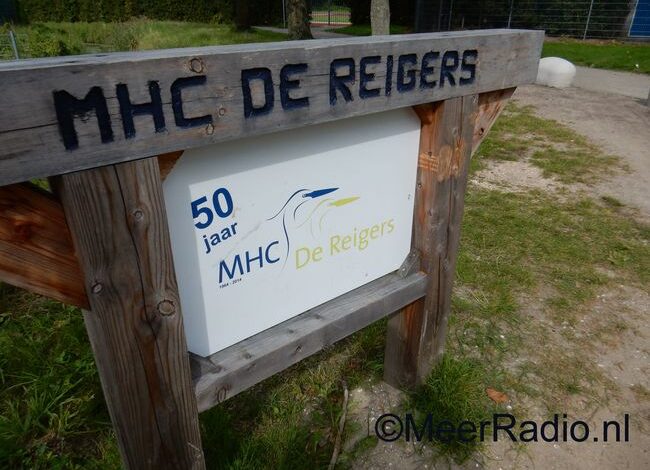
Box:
[235, 0, 251, 31]
[371, 0, 391, 35]
[288, 0, 313, 40]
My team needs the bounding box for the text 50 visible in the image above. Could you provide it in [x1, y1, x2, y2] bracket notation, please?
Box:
[191, 188, 234, 229]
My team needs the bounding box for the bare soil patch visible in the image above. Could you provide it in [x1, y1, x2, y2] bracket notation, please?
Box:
[513, 85, 650, 222]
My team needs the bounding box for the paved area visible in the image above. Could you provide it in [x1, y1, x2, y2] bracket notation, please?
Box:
[574, 65, 650, 101]
[254, 25, 349, 39]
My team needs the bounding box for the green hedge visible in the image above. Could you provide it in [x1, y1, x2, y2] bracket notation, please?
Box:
[13, 0, 282, 25]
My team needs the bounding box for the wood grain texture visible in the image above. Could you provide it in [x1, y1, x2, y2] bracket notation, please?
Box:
[0, 30, 543, 185]
[192, 270, 427, 412]
[158, 151, 184, 181]
[384, 95, 477, 388]
[54, 158, 204, 470]
[0, 182, 88, 307]
[472, 87, 515, 154]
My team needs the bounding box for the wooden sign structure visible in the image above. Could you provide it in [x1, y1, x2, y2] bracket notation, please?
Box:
[0, 30, 543, 468]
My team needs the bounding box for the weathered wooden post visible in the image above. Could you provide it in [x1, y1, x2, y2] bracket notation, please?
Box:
[384, 96, 477, 387]
[0, 31, 542, 468]
[52, 159, 205, 469]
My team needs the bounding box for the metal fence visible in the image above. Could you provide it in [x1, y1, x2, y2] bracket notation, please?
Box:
[0, 30, 23, 60]
[310, 0, 351, 26]
[416, 0, 646, 39]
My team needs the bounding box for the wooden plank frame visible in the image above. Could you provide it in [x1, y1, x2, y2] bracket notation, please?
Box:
[0, 31, 542, 469]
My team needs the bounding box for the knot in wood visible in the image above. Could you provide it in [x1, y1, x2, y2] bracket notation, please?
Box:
[132, 209, 144, 221]
[157, 299, 176, 316]
[218, 107, 227, 117]
[205, 123, 215, 135]
[91, 282, 103, 294]
[13, 221, 33, 240]
[189, 57, 205, 73]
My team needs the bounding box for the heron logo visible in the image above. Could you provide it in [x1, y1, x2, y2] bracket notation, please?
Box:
[267, 187, 360, 266]
[217, 186, 359, 286]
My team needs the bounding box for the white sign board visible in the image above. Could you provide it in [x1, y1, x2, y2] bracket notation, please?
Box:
[164, 109, 420, 356]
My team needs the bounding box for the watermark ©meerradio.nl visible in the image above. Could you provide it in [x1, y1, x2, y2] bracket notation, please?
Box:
[375, 413, 631, 443]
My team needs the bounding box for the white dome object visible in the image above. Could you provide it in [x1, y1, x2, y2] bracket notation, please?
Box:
[536, 57, 576, 89]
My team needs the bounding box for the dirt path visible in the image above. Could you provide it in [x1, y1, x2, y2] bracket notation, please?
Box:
[254, 25, 350, 39]
[513, 84, 650, 222]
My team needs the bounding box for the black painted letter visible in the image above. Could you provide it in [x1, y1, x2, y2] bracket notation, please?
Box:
[397, 54, 417, 93]
[420, 51, 439, 89]
[116, 81, 165, 139]
[280, 63, 309, 110]
[359, 55, 381, 99]
[329, 58, 355, 105]
[171, 76, 213, 128]
[460, 50, 478, 85]
[53, 87, 113, 150]
[242, 68, 275, 118]
[385, 55, 394, 96]
[440, 50, 460, 87]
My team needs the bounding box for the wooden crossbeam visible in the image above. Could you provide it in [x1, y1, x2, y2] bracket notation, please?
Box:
[158, 151, 184, 181]
[0, 182, 88, 307]
[192, 268, 427, 412]
[0, 152, 185, 307]
[0, 30, 543, 186]
[472, 87, 516, 153]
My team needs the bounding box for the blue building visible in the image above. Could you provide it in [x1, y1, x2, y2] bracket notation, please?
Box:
[630, 0, 650, 37]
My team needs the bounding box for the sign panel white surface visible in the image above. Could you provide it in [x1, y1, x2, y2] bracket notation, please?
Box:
[164, 108, 420, 356]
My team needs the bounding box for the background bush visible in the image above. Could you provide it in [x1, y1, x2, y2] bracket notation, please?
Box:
[12, 0, 284, 25]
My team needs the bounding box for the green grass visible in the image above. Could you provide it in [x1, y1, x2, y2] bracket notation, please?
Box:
[326, 24, 410, 36]
[450, 188, 649, 415]
[474, 103, 619, 184]
[0, 284, 388, 468]
[3, 20, 286, 59]
[198, 320, 389, 469]
[0, 287, 121, 468]
[542, 39, 650, 73]
[450, 104, 648, 416]
[409, 356, 498, 463]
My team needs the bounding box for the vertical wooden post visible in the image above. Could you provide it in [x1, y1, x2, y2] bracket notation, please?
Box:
[384, 95, 478, 388]
[53, 158, 205, 469]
